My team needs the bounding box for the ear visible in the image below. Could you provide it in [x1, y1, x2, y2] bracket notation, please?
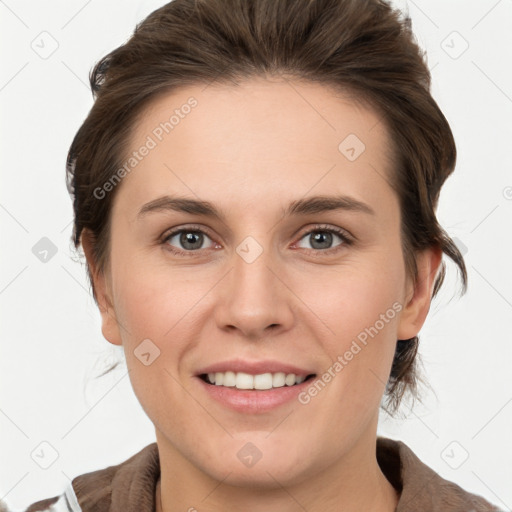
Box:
[397, 245, 443, 340]
[81, 229, 123, 346]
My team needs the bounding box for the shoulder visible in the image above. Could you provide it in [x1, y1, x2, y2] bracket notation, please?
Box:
[0, 490, 76, 512]
[23, 496, 60, 511]
[377, 436, 503, 511]
[19, 442, 159, 512]
[0, 498, 56, 512]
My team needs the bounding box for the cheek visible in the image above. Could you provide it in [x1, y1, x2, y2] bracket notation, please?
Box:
[298, 256, 404, 399]
[303, 255, 404, 340]
[111, 250, 196, 345]
[110, 265, 203, 430]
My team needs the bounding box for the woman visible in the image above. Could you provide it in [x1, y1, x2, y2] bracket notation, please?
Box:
[20, 0, 501, 510]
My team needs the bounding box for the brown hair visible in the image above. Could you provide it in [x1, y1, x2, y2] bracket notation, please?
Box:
[68, 0, 467, 415]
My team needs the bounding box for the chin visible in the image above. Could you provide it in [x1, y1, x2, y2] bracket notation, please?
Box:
[195, 437, 317, 488]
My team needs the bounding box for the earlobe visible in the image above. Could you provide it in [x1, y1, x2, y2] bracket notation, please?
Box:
[80, 229, 123, 346]
[397, 246, 443, 340]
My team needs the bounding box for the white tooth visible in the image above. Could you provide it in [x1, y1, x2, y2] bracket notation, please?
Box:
[223, 371, 236, 387]
[272, 372, 286, 388]
[254, 373, 273, 390]
[285, 373, 296, 386]
[206, 371, 307, 388]
[236, 372, 254, 389]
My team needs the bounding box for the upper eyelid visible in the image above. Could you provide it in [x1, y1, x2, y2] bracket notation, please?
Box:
[162, 224, 216, 241]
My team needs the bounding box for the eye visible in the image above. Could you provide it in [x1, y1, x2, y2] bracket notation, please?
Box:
[162, 225, 218, 255]
[161, 223, 353, 257]
[294, 225, 353, 254]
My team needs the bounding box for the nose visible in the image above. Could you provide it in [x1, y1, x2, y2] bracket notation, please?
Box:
[214, 240, 294, 340]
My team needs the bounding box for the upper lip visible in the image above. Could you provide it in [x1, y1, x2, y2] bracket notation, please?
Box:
[196, 359, 315, 377]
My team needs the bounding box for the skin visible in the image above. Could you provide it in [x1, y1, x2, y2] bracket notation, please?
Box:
[82, 76, 442, 512]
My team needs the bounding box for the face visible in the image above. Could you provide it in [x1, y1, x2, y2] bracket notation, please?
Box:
[85, 76, 439, 488]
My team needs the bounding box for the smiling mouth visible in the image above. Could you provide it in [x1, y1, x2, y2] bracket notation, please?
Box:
[199, 371, 316, 390]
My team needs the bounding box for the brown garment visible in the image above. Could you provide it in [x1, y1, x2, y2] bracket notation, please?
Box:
[21, 436, 502, 512]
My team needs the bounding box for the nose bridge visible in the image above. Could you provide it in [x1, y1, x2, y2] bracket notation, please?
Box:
[215, 233, 293, 337]
[234, 235, 275, 297]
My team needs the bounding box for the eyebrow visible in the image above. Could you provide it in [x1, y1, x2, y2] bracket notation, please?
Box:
[137, 194, 375, 221]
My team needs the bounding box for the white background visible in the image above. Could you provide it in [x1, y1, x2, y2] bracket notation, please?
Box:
[1, 0, 511, 510]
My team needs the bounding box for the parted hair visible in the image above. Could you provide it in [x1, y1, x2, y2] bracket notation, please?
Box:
[67, 0, 467, 415]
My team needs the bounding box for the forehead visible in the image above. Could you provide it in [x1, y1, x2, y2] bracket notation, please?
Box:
[118, 77, 396, 217]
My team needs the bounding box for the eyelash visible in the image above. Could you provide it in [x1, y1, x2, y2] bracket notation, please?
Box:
[161, 223, 354, 258]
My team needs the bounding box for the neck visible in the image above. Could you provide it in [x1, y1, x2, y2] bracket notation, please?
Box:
[155, 423, 399, 512]
[156, 466, 398, 512]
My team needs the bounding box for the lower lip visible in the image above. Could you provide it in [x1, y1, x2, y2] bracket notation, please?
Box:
[196, 376, 314, 413]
